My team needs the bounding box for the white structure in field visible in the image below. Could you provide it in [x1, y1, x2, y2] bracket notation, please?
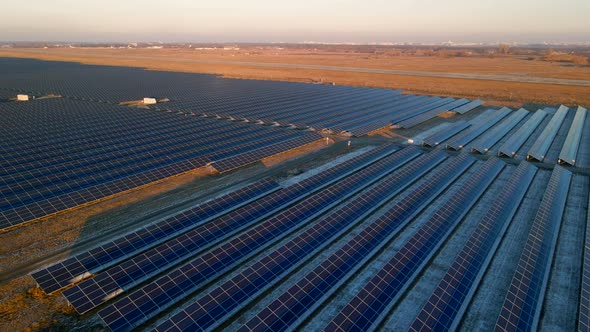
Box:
[17, 94, 29, 101]
[143, 97, 157, 105]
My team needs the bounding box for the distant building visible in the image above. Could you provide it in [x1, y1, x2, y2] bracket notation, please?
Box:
[143, 97, 157, 105]
[17, 94, 29, 101]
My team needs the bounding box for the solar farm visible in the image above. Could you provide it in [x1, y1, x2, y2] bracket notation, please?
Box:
[0, 57, 589, 332]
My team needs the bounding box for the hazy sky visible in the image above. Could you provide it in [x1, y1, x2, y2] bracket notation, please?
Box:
[1, 0, 589, 43]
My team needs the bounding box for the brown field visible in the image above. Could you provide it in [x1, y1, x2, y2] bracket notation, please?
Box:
[1, 47, 589, 107]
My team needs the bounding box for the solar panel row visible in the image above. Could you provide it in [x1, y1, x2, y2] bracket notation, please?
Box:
[470, 108, 529, 154]
[579, 193, 590, 332]
[211, 133, 323, 173]
[236, 150, 450, 332]
[527, 105, 569, 162]
[451, 99, 484, 114]
[31, 179, 280, 293]
[0, 96, 327, 230]
[97, 146, 420, 331]
[497, 110, 548, 158]
[324, 156, 501, 332]
[395, 98, 470, 129]
[61, 144, 403, 312]
[558, 106, 587, 166]
[391, 97, 456, 127]
[409, 161, 538, 332]
[422, 121, 471, 148]
[495, 166, 572, 332]
[35, 143, 399, 296]
[153, 148, 439, 332]
[445, 108, 511, 151]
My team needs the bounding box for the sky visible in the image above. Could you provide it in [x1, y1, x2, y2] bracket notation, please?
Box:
[1, 0, 589, 43]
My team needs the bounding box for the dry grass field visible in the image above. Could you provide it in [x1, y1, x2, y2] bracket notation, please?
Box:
[1, 47, 589, 107]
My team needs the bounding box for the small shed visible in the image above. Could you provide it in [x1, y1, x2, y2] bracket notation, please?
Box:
[143, 97, 157, 105]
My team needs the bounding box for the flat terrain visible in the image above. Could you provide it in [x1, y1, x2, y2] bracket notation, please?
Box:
[1, 47, 589, 106]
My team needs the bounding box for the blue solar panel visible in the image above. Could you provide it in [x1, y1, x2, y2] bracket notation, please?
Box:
[452, 99, 484, 114]
[63, 144, 403, 313]
[495, 166, 572, 331]
[236, 150, 451, 332]
[558, 106, 587, 166]
[498, 110, 548, 158]
[471, 108, 529, 154]
[151, 147, 432, 332]
[579, 193, 590, 332]
[97, 146, 420, 331]
[445, 108, 511, 151]
[409, 161, 538, 331]
[422, 121, 471, 148]
[527, 105, 569, 162]
[324, 157, 503, 331]
[395, 98, 470, 129]
[31, 179, 280, 293]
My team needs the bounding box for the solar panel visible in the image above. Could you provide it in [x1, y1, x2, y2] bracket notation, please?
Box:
[98, 146, 421, 331]
[152, 147, 433, 332]
[497, 109, 548, 158]
[579, 193, 590, 332]
[445, 108, 511, 151]
[31, 179, 280, 294]
[237, 151, 452, 332]
[0, 97, 331, 231]
[324, 157, 502, 332]
[395, 98, 470, 129]
[452, 99, 484, 114]
[527, 105, 569, 162]
[422, 121, 470, 148]
[391, 97, 456, 126]
[558, 106, 587, 166]
[409, 161, 538, 331]
[495, 166, 572, 331]
[471, 108, 529, 154]
[211, 133, 323, 173]
[63, 144, 403, 313]
[408, 122, 453, 145]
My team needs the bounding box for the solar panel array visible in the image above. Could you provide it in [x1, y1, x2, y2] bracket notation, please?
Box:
[445, 108, 511, 150]
[558, 106, 587, 166]
[0, 98, 321, 231]
[527, 105, 570, 162]
[158, 150, 447, 332]
[470, 108, 529, 154]
[324, 157, 503, 331]
[497, 110, 548, 158]
[452, 99, 484, 114]
[0, 58, 484, 139]
[409, 161, 538, 331]
[4, 58, 587, 332]
[97, 146, 420, 331]
[580, 193, 590, 332]
[495, 166, 572, 331]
